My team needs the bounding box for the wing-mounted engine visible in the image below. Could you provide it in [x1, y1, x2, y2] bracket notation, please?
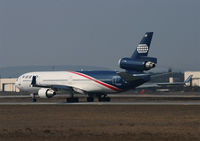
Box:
[119, 57, 157, 72]
[38, 88, 56, 98]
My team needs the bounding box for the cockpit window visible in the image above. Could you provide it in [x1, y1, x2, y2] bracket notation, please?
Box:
[29, 75, 32, 79]
[25, 76, 29, 79]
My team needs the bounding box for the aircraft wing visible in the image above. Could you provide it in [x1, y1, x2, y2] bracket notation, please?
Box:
[137, 75, 193, 88]
[157, 75, 193, 87]
[157, 82, 185, 87]
[31, 76, 72, 91]
[117, 72, 150, 82]
[137, 83, 159, 88]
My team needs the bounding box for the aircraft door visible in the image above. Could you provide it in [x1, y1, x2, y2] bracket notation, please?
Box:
[36, 75, 41, 85]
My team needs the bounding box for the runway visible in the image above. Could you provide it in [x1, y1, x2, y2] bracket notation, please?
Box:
[1, 93, 200, 105]
[0, 101, 200, 105]
[1, 93, 200, 98]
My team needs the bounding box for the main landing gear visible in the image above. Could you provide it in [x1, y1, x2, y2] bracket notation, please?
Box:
[98, 95, 111, 102]
[66, 92, 111, 103]
[66, 97, 79, 103]
[86, 94, 111, 102]
[31, 93, 37, 102]
[87, 96, 94, 102]
[66, 90, 79, 103]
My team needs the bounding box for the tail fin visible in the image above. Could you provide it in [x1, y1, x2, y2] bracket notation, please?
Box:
[118, 32, 156, 72]
[131, 32, 153, 59]
[184, 75, 193, 83]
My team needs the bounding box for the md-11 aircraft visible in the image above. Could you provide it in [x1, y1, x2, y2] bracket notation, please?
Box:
[15, 32, 157, 102]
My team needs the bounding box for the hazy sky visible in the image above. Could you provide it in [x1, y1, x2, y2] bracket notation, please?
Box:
[0, 0, 199, 71]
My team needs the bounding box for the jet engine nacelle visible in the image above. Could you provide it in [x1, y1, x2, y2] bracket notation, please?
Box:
[119, 58, 155, 71]
[38, 88, 56, 98]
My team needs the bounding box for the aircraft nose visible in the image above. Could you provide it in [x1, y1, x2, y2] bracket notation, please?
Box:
[15, 80, 19, 87]
[15, 78, 21, 88]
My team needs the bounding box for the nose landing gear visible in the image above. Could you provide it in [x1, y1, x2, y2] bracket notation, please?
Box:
[31, 93, 37, 102]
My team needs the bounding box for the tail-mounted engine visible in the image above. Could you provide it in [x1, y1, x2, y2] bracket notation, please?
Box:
[38, 88, 56, 98]
[119, 57, 157, 71]
[119, 32, 157, 72]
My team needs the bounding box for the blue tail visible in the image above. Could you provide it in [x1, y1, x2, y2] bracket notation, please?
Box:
[131, 32, 153, 59]
[119, 32, 157, 72]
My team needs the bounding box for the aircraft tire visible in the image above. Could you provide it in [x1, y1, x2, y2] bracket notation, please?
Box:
[32, 98, 37, 102]
[105, 97, 111, 102]
[98, 96, 110, 102]
[74, 98, 79, 102]
[98, 97, 102, 102]
[87, 97, 94, 102]
[67, 97, 79, 103]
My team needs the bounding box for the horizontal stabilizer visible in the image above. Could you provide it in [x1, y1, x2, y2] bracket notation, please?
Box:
[117, 72, 150, 82]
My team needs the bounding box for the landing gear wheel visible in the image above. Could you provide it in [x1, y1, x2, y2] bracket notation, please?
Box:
[105, 97, 111, 102]
[98, 97, 103, 102]
[67, 97, 79, 103]
[31, 93, 37, 102]
[98, 96, 111, 102]
[87, 97, 94, 102]
[32, 98, 37, 102]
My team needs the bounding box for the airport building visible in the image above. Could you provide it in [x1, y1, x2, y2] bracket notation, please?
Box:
[0, 78, 19, 92]
[185, 71, 200, 87]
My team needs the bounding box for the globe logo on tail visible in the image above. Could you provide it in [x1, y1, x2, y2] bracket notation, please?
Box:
[137, 44, 148, 54]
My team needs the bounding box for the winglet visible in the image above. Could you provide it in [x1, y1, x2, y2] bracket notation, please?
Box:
[184, 75, 193, 83]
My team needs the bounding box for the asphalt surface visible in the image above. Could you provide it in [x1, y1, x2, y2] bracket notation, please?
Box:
[1, 92, 200, 105]
[1, 92, 200, 141]
[1, 104, 200, 141]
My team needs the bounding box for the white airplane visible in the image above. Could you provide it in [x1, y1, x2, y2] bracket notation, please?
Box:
[15, 32, 157, 102]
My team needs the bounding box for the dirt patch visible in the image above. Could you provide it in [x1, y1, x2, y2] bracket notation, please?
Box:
[0, 105, 200, 141]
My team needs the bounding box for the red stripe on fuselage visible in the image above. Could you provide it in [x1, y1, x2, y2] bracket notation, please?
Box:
[69, 71, 121, 92]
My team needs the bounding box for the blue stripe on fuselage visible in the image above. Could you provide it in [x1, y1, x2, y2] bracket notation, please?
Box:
[76, 70, 151, 92]
[76, 70, 131, 91]
[77, 71, 123, 89]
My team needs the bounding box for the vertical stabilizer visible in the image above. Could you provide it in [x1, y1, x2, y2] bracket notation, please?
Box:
[131, 32, 153, 59]
[118, 32, 156, 72]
